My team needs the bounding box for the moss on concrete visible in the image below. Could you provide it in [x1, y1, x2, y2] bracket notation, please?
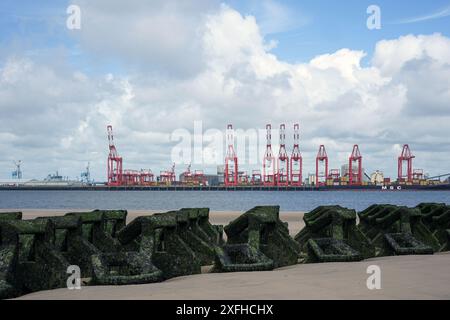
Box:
[216, 206, 299, 271]
[415, 203, 450, 252]
[295, 206, 374, 262]
[358, 205, 434, 256]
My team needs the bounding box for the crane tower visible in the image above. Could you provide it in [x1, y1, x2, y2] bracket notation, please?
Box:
[398, 144, 415, 183]
[315, 145, 328, 186]
[263, 124, 276, 186]
[107, 125, 123, 186]
[290, 124, 302, 186]
[349, 144, 363, 185]
[276, 124, 289, 186]
[224, 124, 238, 186]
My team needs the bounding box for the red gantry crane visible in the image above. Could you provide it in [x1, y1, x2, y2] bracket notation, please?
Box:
[251, 169, 262, 185]
[139, 169, 155, 186]
[315, 145, 328, 186]
[224, 124, 238, 186]
[239, 171, 249, 185]
[122, 169, 141, 186]
[398, 144, 415, 183]
[182, 164, 206, 186]
[290, 123, 302, 186]
[107, 125, 123, 186]
[277, 124, 289, 186]
[182, 164, 193, 184]
[160, 163, 176, 185]
[263, 124, 276, 186]
[349, 144, 363, 186]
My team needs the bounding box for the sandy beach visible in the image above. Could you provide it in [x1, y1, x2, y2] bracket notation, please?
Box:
[2, 209, 450, 300]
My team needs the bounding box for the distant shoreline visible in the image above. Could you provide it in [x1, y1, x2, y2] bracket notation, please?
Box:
[1, 184, 450, 191]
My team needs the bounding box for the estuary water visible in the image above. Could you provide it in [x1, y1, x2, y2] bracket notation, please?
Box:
[1, 190, 450, 212]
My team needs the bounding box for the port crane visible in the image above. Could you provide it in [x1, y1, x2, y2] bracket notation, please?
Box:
[12, 160, 22, 179]
[349, 145, 363, 185]
[107, 125, 123, 186]
[276, 124, 289, 186]
[263, 124, 276, 186]
[224, 124, 238, 186]
[315, 145, 328, 186]
[398, 144, 414, 183]
[290, 124, 303, 186]
[80, 162, 91, 184]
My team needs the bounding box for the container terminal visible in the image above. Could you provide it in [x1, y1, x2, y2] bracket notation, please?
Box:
[1, 124, 449, 191]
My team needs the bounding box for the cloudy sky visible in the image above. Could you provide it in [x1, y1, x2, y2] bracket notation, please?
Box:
[0, 0, 449, 181]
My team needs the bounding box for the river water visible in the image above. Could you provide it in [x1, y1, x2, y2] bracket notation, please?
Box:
[1, 190, 450, 212]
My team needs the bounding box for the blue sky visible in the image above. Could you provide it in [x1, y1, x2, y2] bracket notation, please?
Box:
[228, 0, 450, 63]
[1, 1, 450, 71]
[0, 1, 449, 180]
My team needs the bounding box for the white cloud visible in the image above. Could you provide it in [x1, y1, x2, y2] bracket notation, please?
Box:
[70, 0, 220, 77]
[372, 33, 450, 75]
[1, 4, 449, 181]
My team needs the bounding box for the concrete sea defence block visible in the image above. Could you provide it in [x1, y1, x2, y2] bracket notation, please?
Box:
[1, 204, 448, 299]
[174, 209, 218, 266]
[358, 205, 434, 256]
[65, 210, 125, 253]
[295, 206, 374, 262]
[415, 203, 450, 252]
[3, 219, 70, 295]
[117, 213, 201, 280]
[213, 244, 274, 272]
[91, 251, 163, 285]
[216, 206, 299, 271]
[0, 212, 22, 221]
[0, 222, 18, 299]
[35, 215, 99, 278]
[306, 238, 362, 263]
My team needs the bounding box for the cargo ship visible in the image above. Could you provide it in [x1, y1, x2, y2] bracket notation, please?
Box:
[1, 183, 449, 191]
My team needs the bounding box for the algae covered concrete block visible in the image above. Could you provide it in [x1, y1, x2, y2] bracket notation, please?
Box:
[415, 203, 450, 252]
[5, 219, 70, 294]
[295, 206, 374, 262]
[446, 230, 450, 252]
[0, 212, 22, 221]
[174, 209, 219, 265]
[225, 206, 299, 267]
[306, 238, 362, 263]
[35, 215, 100, 278]
[216, 206, 299, 271]
[103, 210, 127, 238]
[214, 244, 274, 272]
[118, 213, 201, 280]
[65, 210, 125, 253]
[196, 208, 224, 246]
[0, 221, 19, 299]
[358, 205, 434, 256]
[0, 203, 446, 299]
[384, 233, 433, 255]
[91, 251, 163, 285]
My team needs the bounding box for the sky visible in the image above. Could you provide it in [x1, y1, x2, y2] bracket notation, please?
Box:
[0, 0, 449, 181]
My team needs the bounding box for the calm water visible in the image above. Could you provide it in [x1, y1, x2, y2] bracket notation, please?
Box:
[1, 190, 450, 212]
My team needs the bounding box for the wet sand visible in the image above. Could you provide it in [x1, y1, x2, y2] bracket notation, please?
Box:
[2, 209, 449, 300]
[16, 253, 450, 300]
